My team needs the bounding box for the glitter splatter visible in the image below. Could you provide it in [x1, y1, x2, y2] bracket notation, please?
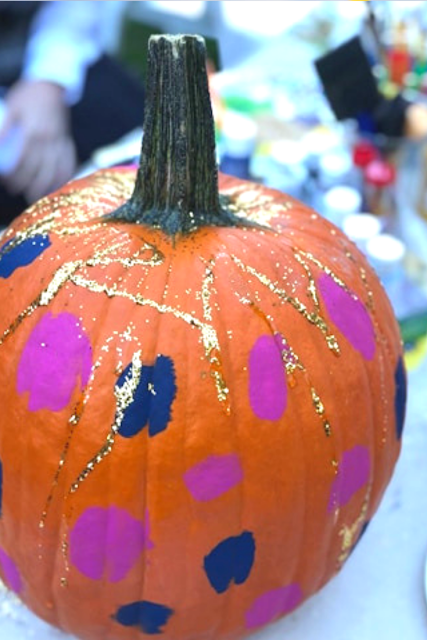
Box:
[0, 234, 51, 279]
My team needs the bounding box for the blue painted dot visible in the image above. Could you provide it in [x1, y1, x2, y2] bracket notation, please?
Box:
[0, 235, 51, 278]
[117, 355, 176, 438]
[0, 459, 2, 517]
[114, 600, 174, 634]
[394, 357, 407, 440]
[204, 531, 255, 594]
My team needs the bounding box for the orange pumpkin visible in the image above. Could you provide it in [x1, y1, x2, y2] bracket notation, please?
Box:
[0, 35, 406, 640]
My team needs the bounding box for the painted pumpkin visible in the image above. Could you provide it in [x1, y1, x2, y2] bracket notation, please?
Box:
[0, 35, 406, 640]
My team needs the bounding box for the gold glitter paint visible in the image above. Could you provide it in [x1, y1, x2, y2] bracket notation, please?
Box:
[39, 394, 87, 529]
[69, 271, 231, 410]
[0, 260, 84, 346]
[201, 262, 231, 411]
[337, 490, 370, 566]
[222, 186, 292, 227]
[231, 255, 340, 356]
[310, 387, 332, 437]
[69, 350, 143, 494]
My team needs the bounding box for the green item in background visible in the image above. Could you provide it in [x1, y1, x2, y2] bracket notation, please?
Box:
[119, 18, 221, 82]
[400, 310, 427, 346]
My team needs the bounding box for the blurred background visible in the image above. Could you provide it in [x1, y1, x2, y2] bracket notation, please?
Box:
[1, 2, 427, 639]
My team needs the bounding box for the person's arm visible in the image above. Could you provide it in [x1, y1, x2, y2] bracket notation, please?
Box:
[22, 0, 103, 105]
[0, 1, 103, 204]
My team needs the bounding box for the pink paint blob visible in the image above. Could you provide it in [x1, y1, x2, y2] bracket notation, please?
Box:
[69, 506, 151, 582]
[328, 445, 371, 512]
[17, 312, 92, 412]
[0, 548, 22, 594]
[317, 273, 376, 360]
[249, 335, 287, 421]
[245, 584, 303, 629]
[184, 454, 243, 501]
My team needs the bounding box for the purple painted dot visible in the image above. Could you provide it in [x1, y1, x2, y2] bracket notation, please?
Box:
[249, 335, 287, 420]
[17, 312, 92, 412]
[317, 273, 376, 360]
[245, 584, 303, 630]
[328, 445, 371, 512]
[0, 548, 22, 594]
[69, 506, 152, 582]
[184, 454, 243, 501]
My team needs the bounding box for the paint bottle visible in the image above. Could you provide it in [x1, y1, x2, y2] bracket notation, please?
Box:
[364, 159, 396, 230]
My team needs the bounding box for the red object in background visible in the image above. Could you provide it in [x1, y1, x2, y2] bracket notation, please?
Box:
[365, 159, 396, 188]
[387, 46, 412, 87]
[353, 140, 378, 169]
[364, 158, 396, 219]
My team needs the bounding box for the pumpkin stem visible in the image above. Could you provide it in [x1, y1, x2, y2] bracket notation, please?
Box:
[105, 34, 244, 236]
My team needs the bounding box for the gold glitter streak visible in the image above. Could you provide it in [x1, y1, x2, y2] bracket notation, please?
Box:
[201, 262, 230, 411]
[39, 394, 87, 529]
[0, 260, 84, 346]
[311, 386, 332, 437]
[337, 491, 370, 566]
[70, 350, 143, 494]
[0, 239, 131, 347]
[231, 254, 340, 356]
[69, 272, 230, 409]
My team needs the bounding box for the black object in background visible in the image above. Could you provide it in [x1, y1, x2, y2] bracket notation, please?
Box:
[315, 36, 409, 138]
[315, 36, 381, 121]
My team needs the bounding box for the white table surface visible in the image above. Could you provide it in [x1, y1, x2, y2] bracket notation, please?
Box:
[1, 352, 426, 640]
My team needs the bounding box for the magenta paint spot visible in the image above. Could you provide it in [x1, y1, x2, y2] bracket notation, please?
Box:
[0, 548, 22, 594]
[249, 335, 287, 420]
[328, 445, 371, 512]
[184, 454, 243, 501]
[17, 312, 92, 412]
[317, 273, 376, 360]
[70, 506, 151, 582]
[245, 584, 303, 629]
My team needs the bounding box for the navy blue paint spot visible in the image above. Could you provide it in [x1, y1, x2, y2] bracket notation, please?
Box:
[204, 531, 255, 594]
[117, 355, 176, 438]
[0, 459, 2, 517]
[0, 235, 51, 278]
[394, 357, 407, 440]
[115, 600, 174, 634]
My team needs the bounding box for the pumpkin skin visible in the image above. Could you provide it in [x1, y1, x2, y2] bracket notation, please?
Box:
[0, 33, 406, 640]
[0, 167, 406, 640]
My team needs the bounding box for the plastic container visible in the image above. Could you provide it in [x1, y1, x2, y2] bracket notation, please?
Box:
[321, 185, 362, 230]
[318, 150, 355, 190]
[342, 212, 382, 254]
